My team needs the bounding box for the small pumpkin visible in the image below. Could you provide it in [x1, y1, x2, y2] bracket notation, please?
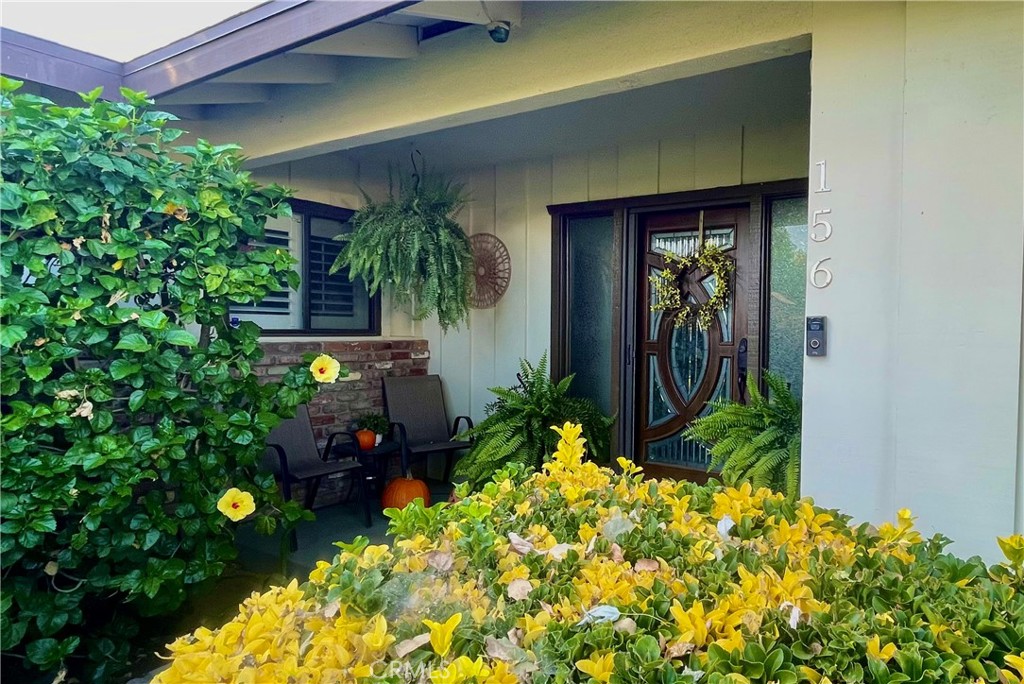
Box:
[355, 429, 377, 451]
[382, 475, 431, 509]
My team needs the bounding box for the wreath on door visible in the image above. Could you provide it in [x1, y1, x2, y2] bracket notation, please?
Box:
[649, 240, 734, 330]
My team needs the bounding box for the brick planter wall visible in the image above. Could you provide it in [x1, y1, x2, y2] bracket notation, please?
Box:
[255, 339, 430, 507]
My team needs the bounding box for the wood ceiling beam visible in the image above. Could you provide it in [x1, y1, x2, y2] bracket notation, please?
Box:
[398, 1, 521, 26]
[157, 84, 272, 106]
[210, 54, 342, 84]
[290, 23, 419, 59]
[122, 0, 417, 97]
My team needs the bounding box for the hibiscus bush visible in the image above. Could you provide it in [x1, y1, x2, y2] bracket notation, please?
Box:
[156, 423, 1024, 684]
[0, 78, 336, 681]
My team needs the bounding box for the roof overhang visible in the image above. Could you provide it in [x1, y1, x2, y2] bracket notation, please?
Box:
[1, 0, 417, 99]
[0, 28, 122, 95]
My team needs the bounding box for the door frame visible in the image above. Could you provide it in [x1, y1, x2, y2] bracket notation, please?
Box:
[549, 178, 807, 461]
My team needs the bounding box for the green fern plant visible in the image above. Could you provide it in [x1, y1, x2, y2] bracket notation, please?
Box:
[683, 370, 802, 499]
[330, 155, 473, 331]
[454, 354, 615, 489]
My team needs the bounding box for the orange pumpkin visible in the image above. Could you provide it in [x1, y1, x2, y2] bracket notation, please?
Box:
[382, 475, 431, 509]
[355, 429, 376, 451]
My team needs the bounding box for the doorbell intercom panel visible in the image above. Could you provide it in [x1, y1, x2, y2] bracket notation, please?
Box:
[806, 316, 827, 357]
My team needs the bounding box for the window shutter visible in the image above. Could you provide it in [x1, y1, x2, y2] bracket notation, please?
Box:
[230, 214, 303, 328]
[308, 232, 355, 317]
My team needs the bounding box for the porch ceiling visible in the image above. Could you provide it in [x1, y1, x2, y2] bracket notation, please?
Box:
[1, 0, 522, 116]
[337, 54, 810, 173]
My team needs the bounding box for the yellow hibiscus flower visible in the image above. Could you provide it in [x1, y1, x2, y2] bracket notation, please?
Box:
[310, 354, 341, 383]
[217, 488, 256, 522]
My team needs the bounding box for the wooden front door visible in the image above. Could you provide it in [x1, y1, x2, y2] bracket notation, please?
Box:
[635, 206, 757, 481]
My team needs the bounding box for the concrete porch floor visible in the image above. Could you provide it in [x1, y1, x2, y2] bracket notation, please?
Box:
[235, 479, 453, 579]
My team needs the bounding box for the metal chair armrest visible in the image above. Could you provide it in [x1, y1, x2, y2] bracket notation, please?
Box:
[265, 443, 293, 502]
[323, 430, 357, 460]
[390, 421, 412, 476]
[451, 415, 474, 438]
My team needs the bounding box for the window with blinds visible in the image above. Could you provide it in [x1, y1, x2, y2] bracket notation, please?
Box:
[229, 201, 378, 335]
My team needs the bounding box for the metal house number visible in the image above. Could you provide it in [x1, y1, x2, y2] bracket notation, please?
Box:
[810, 160, 833, 289]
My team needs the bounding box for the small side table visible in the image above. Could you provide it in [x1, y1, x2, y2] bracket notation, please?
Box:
[331, 440, 400, 498]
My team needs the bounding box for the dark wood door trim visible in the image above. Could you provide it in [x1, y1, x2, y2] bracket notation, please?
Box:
[549, 178, 808, 464]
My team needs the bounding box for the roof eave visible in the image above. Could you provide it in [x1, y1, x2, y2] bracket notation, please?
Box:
[1, 0, 418, 99]
[0, 28, 122, 96]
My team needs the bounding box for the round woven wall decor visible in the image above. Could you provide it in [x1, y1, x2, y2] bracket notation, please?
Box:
[468, 233, 511, 309]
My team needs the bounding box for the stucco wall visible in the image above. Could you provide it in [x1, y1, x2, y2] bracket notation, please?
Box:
[801, 1, 1024, 559]
[239, 1, 1024, 557]
[185, 1, 811, 166]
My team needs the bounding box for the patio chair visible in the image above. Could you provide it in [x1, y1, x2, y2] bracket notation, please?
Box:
[261, 405, 372, 530]
[382, 375, 473, 481]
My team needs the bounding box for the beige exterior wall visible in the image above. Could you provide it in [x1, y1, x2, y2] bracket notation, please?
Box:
[424, 125, 807, 423]
[187, 2, 811, 166]
[232, 1, 1024, 558]
[802, 1, 1024, 560]
[249, 156, 420, 340]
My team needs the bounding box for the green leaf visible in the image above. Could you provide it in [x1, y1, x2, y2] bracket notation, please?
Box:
[226, 427, 253, 445]
[0, 324, 28, 348]
[26, 638, 61, 666]
[143, 528, 161, 550]
[128, 390, 146, 411]
[0, 182, 22, 211]
[137, 310, 169, 330]
[114, 333, 152, 352]
[36, 611, 69, 637]
[25, 363, 52, 382]
[110, 359, 142, 380]
[80, 85, 104, 103]
[81, 452, 107, 471]
[163, 329, 197, 347]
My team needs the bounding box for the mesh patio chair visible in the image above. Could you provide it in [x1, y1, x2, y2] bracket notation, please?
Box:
[261, 405, 372, 530]
[382, 375, 473, 481]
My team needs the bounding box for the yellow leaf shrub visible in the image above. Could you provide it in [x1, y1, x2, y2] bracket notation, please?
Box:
[156, 424, 1024, 684]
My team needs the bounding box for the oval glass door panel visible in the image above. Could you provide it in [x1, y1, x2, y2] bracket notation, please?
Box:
[636, 207, 751, 481]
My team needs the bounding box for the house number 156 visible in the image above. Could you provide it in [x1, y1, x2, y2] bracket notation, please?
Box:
[810, 160, 833, 288]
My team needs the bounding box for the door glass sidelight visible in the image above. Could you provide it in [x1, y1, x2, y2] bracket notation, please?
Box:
[566, 215, 615, 415]
[767, 197, 809, 398]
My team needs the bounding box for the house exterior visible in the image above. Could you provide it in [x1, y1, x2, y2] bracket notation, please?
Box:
[4, 0, 1022, 560]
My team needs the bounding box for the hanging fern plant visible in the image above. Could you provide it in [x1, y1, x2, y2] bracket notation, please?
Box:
[330, 154, 473, 331]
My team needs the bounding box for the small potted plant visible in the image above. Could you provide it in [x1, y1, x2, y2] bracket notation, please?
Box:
[355, 413, 390, 450]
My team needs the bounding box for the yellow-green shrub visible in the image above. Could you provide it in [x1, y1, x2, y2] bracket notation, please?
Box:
[156, 424, 1024, 684]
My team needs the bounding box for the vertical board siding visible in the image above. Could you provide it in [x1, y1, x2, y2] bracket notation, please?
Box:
[422, 126, 805, 422]
[551, 153, 589, 205]
[742, 120, 809, 184]
[618, 141, 660, 198]
[658, 135, 697, 193]
[524, 159, 554, 364]
[587, 147, 619, 201]
[468, 167, 498, 422]
[494, 163, 529, 388]
[437, 175, 474, 419]
[694, 127, 744, 189]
